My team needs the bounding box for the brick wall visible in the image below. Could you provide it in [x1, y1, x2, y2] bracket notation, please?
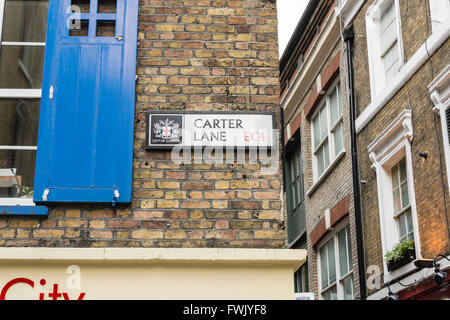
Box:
[0, 0, 285, 248]
[353, 0, 450, 295]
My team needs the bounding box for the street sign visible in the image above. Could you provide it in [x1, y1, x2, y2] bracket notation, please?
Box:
[146, 111, 276, 149]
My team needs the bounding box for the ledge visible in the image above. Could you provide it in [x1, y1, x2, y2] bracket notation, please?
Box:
[383, 261, 418, 283]
[337, 0, 365, 27]
[0, 247, 307, 270]
[306, 150, 346, 197]
[0, 206, 48, 216]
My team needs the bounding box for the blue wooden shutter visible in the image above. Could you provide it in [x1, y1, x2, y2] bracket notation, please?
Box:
[34, 0, 138, 203]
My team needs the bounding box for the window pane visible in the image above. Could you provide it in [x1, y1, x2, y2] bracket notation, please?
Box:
[330, 86, 341, 125]
[323, 140, 330, 169]
[294, 269, 301, 293]
[98, 0, 117, 13]
[383, 47, 392, 70]
[290, 156, 296, 184]
[383, 42, 399, 79]
[392, 163, 399, 188]
[295, 149, 302, 203]
[313, 114, 320, 149]
[320, 106, 328, 141]
[406, 209, 414, 240]
[327, 239, 336, 285]
[343, 276, 354, 300]
[323, 286, 338, 300]
[291, 183, 297, 209]
[381, 20, 397, 53]
[0, 46, 46, 88]
[393, 188, 400, 213]
[294, 264, 308, 293]
[333, 121, 344, 156]
[398, 213, 407, 239]
[295, 148, 301, 180]
[96, 20, 116, 37]
[380, 2, 395, 28]
[2, 0, 49, 42]
[293, 181, 299, 208]
[347, 225, 353, 269]
[0, 99, 40, 146]
[0, 150, 36, 198]
[69, 19, 89, 37]
[72, 0, 90, 13]
[338, 227, 349, 277]
[401, 182, 410, 208]
[320, 245, 329, 288]
[399, 158, 407, 183]
[289, 156, 298, 208]
[317, 147, 324, 177]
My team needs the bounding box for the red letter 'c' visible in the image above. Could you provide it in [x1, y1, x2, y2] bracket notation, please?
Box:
[0, 278, 34, 300]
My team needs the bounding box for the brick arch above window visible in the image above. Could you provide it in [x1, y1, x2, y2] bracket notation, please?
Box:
[304, 52, 341, 119]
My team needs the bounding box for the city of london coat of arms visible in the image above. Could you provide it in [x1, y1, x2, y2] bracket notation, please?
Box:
[153, 118, 182, 141]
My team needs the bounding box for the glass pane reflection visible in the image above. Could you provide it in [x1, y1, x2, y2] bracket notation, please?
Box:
[2, 0, 49, 42]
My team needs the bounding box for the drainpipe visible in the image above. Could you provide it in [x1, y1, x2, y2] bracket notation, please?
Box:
[280, 106, 287, 192]
[343, 25, 367, 300]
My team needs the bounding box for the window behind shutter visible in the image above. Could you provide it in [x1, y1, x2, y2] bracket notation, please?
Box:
[34, 0, 138, 203]
[286, 144, 306, 244]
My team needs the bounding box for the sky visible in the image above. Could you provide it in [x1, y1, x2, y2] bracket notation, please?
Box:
[277, 0, 309, 57]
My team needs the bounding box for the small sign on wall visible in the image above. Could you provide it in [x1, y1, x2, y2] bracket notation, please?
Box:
[146, 111, 276, 149]
[294, 293, 315, 300]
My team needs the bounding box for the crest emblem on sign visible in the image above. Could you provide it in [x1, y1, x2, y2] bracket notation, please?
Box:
[153, 118, 181, 140]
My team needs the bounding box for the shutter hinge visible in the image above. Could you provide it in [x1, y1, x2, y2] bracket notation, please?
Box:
[115, 35, 123, 41]
[42, 189, 50, 202]
[112, 189, 120, 207]
[49, 86, 54, 99]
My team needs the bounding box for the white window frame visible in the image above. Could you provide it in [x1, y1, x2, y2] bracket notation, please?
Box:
[368, 110, 422, 282]
[429, 65, 450, 197]
[429, 0, 450, 34]
[365, 0, 404, 100]
[391, 158, 414, 243]
[310, 79, 345, 183]
[317, 220, 354, 300]
[0, 0, 45, 207]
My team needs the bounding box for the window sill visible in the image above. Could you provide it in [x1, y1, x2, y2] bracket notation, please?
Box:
[383, 261, 418, 283]
[0, 205, 48, 216]
[306, 150, 346, 198]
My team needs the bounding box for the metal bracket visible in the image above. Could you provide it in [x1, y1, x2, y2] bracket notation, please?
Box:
[112, 189, 120, 208]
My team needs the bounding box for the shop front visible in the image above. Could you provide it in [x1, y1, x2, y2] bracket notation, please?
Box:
[0, 248, 306, 300]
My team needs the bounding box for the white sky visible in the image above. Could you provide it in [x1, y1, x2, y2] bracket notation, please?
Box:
[277, 0, 309, 57]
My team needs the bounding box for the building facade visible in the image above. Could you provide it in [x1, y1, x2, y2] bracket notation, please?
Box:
[282, 0, 450, 300]
[0, 0, 306, 300]
[280, 0, 362, 300]
[339, 0, 450, 299]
